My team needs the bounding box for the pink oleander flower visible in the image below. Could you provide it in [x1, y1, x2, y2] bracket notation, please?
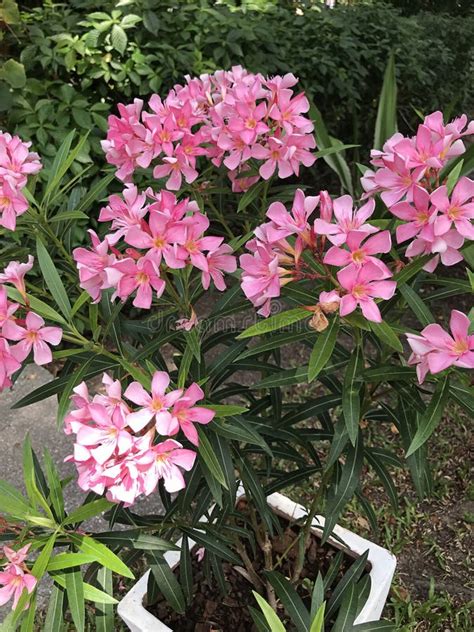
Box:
[0, 132, 42, 187]
[405, 229, 464, 272]
[107, 256, 165, 309]
[373, 154, 425, 207]
[0, 286, 19, 328]
[390, 185, 437, 244]
[74, 403, 134, 465]
[0, 337, 21, 391]
[337, 261, 396, 323]
[166, 383, 215, 446]
[228, 166, 259, 192]
[240, 244, 285, 317]
[124, 371, 182, 433]
[143, 439, 197, 494]
[0, 179, 29, 231]
[0, 544, 37, 610]
[175, 310, 199, 331]
[93, 373, 131, 427]
[319, 190, 333, 222]
[153, 151, 198, 190]
[324, 229, 392, 274]
[73, 231, 116, 303]
[251, 136, 295, 180]
[314, 196, 377, 246]
[173, 214, 222, 270]
[124, 208, 186, 269]
[64, 381, 94, 435]
[406, 310, 474, 382]
[3, 311, 62, 365]
[430, 177, 474, 239]
[0, 255, 34, 300]
[267, 89, 313, 135]
[201, 242, 237, 291]
[318, 290, 341, 314]
[98, 185, 149, 245]
[265, 188, 319, 243]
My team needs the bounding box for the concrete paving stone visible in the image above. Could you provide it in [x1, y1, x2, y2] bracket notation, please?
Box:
[0, 364, 163, 621]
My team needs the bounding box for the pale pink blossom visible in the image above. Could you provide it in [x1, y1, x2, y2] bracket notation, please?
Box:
[201, 242, 237, 291]
[406, 310, 474, 382]
[142, 439, 197, 494]
[240, 245, 284, 317]
[73, 231, 116, 303]
[165, 383, 215, 446]
[98, 185, 149, 244]
[390, 185, 437, 243]
[0, 286, 19, 329]
[0, 179, 28, 231]
[324, 230, 391, 274]
[337, 262, 396, 323]
[0, 132, 42, 186]
[153, 151, 198, 190]
[430, 177, 474, 239]
[124, 371, 182, 433]
[3, 311, 62, 366]
[0, 544, 37, 610]
[107, 257, 165, 309]
[405, 229, 464, 272]
[314, 196, 377, 246]
[0, 337, 21, 391]
[0, 255, 34, 299]
[265, 189, 319, 242]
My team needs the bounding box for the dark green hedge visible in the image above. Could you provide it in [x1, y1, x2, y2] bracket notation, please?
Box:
[2, 0, 473, 165]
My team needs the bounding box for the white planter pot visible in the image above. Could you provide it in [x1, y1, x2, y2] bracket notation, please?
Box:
[118, 492, 396, 632]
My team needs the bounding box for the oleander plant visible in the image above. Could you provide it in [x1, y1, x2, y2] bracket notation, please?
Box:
[0, 63, 472, 631]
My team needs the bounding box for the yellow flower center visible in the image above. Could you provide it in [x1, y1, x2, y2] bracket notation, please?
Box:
[0, 196, 9, 208]
[352, 284, 366, 299]
[451, 339, 468, 355]
[448, 206, 461, 220]
[351, 249, 366, 264]
[136, 272, 149, 284]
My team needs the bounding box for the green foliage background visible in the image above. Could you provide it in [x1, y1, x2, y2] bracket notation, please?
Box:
[1, 0, 473, 172]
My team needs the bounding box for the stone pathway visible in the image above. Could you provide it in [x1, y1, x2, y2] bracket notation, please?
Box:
[0, 365, 162, 621]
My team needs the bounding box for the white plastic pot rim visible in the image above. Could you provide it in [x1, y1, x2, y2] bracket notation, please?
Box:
[117, 491, 397, 632]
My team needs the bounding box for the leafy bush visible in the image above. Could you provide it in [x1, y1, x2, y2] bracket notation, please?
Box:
[1, 0, 473, 171]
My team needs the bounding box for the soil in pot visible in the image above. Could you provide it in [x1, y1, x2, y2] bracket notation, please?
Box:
[146, 503, 371, 631]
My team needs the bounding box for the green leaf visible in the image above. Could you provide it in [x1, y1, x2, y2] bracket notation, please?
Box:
[53, 575, 118, 604]
[65, 569, 85, 632]
[342, 345, 364, 445]
[314, 144, 359, 159]
[44, 131, 89, 201]
[237, 330, 311, 360]
[237, 308, 310, 339]
[0, 480, 32, 519]
[252, 592, 286, 632]
[95, 567, 114, 632]
[47, 553, 97, 572]
[326, 550, 369, 619]
[373, 53, 397, 150]
[308, 316, 339, 382]
[309, 100, 353, 194]
[36, 237, 71, 319]
[393, 256, 431, 285]
[323, 435, 364, 542]
[369, 320, 403, 352]
[6, 287, 67, 326]
[310, 602, 326, 632]
[111, 24, 127, 54]
[265, 571, 309, 632]
[43, 449, 65, 521]
[396, 399, 432, 498]
[398, 284, 433, 327]
[449, 382, 474, 416]
[75, 173, 115, 214]
[362, 365, 414, 383]
[57, 357, 94, 426]
[446, 159, 463, 195]
[331, 581, 358, 632]
[181, 528, 240, 564]
[148, 551, 186, 614]
[180, 536, 193, 605]
[22, 435, 54, 519]
[237, 180, 265, 212]
[205, 404, 248, 417]
[43, 584, 65, 632]
[213, 417, 272, 455]
[62, 498, 114, 525]
[197, 428, 228, 488]
[406, 375, 450, 456]
[50, 210, 89, 223]
[69, 534, 134, 578]
[32, 534, 56, 580]
[310, 573, 325, 620]
[0, 59, 26, 88]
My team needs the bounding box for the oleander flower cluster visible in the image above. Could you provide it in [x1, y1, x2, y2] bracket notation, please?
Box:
[240, 189, 396, 323]
[361, 112, 474, 272]
[406, 309, 474, 383]
[73, 186, 237, 308]
[0, 131, 42, 231]
[101, 66, 316, 191]
[65, 371, 215, 506]
[0, 545, 37, 610]
[0, 257, 62, 392]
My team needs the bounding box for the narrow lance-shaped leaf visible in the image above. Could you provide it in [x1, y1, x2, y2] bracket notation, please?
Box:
[373, 53, 397, 150]
[308, 316, 339, 382]
[265, 571, 310, 632]
[237, 308, 310, 339]
[406, 375, 450, 456]
[36, 237, 71, 319]
[251, 592, 286, 632]
[342, 344, 364, 445]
